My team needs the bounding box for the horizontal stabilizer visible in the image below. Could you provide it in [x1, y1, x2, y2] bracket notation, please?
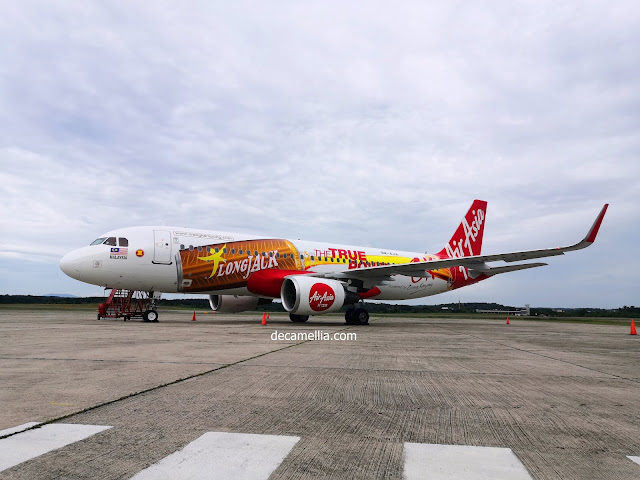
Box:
[470, 262, 547, 277]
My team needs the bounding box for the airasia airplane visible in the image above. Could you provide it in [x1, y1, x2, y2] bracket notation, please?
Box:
[59, 201, 608, 324]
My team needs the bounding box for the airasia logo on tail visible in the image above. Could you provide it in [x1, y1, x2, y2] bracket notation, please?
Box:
[309, 283, 335, 311]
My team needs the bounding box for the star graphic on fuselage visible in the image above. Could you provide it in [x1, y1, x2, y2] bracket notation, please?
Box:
[197, 245, 227, 278]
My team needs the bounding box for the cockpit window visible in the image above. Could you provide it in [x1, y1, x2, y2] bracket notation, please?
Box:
[90, 238, 106, 246]
[104, 237, 117, 246]
[118, 238, 129, 247]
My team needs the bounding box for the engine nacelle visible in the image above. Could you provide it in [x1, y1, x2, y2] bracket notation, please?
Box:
[281, 276, 356, 315]
[208, 294, 260, 313]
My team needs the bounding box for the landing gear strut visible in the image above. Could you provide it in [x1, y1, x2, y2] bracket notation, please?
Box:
[143, 291, 159, 322]
[345, 307, 369, 325]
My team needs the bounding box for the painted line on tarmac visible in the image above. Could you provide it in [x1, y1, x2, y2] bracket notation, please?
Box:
[131, 432, 299, 480]
[0, 422, 40, 437]
[0, 423, 112, 473]
[404, 443, 533, 480]
[628, 456, 640, 466]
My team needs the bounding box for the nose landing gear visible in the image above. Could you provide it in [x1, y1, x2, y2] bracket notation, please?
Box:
[143, 309, 159, 322]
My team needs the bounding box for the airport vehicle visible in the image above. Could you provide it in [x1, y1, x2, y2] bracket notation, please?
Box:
[59, 201, 608, 324]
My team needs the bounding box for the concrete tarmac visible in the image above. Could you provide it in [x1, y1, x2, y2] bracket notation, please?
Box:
[0, 310, 638, 479]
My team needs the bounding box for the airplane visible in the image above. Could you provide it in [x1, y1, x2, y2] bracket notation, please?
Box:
[59, 200, 608, 324]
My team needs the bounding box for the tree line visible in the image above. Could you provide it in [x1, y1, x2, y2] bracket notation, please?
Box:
[1, 295, 637, 317]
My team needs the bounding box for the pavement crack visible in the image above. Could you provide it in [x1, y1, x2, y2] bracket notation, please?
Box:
[0, 339, 311, 440]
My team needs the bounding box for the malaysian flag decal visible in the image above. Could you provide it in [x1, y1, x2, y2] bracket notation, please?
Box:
[110, 247, 128, 258]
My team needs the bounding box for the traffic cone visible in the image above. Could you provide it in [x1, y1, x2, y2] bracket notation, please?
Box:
[506, 317, 510, 325]
[261, 313, 267, 326]
[267, 312, 270, 320]
[192, 311, 196, 321]
[631, 319, 637, 336]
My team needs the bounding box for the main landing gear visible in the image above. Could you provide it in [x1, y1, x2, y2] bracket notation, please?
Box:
[345, 307, 369, 325]
[289, 313, 309, 323]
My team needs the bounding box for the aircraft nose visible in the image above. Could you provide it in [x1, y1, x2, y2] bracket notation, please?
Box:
[59, 250, 83, 280]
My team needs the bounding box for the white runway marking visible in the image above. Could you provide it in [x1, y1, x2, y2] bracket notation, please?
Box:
[628, 456, 640, 466]
[404, 443, 533, 479]
[0, 422, 40, 437]
[131, 431, 300, 480]
[0, 423, 112, 472]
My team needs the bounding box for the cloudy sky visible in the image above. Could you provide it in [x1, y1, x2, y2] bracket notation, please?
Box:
[1, 1, 638, 308]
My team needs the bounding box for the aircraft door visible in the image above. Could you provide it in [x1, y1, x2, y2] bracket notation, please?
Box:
[153, 230, 172, 264]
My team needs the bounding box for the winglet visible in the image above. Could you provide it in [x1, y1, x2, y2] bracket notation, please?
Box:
[563, 203, 608, 252]
[584, 204, 608, 243]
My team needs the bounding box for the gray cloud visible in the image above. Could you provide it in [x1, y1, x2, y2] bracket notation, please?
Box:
[1, 1, 638, 306]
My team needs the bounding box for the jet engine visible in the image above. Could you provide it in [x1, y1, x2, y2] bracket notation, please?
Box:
[209, 294, 264, 313]
[281, 276, 359, 315]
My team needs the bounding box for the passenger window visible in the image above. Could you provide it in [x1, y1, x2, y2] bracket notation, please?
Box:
[239, 249, 243, 255]
[118, 238, 129, 247]
[104, 237, 116, 246]
[180, 244, 185, 250]
[223, 248, 227, 253]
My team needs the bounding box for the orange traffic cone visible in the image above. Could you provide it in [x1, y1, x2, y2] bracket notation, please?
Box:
[506, 317, 510, 325]
[192, 311, 196, 321]
[267, 312, 270, 320]
[631, 319, 637, 336]
[261, 313, 267, 326]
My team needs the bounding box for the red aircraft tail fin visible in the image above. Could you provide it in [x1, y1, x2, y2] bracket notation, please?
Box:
[437, 200, 487, 258]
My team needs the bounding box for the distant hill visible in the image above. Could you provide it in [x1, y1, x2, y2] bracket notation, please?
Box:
[44, 294, 78, 298]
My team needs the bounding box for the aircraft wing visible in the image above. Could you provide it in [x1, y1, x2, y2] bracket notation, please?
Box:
[315, 203, 608, 280]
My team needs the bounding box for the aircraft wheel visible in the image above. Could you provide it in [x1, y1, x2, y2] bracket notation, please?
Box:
[345, 309, 356, 325]
[289, 313, 309, 323]
[353, 308, 369, 325]
[97, 314, 101, 321]
[143, 310, 159, 322]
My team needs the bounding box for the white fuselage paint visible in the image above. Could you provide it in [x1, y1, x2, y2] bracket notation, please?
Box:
[60, 226, 450, 300]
